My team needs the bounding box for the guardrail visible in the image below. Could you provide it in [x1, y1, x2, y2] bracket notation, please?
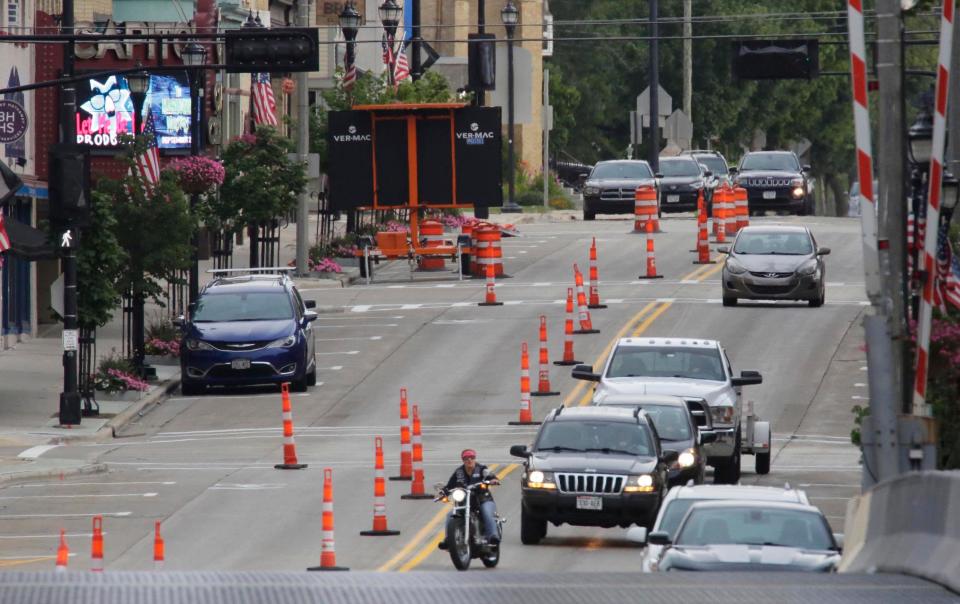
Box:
[839, 470, 960, 592]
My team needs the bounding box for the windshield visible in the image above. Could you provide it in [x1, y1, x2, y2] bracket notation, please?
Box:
[535, 420, 655, 457]
[607, 346, 725, 381]
[658, 159, 702, 177]
[658, 499, 700, 537]
[696, 156, 726, 175]
[193, 292, 294, 322]
[740, 154, 800, 172]
[675, 507, 835, 550]
[642, 405, 692, 441]
[591, 162, 653, 180]
[733, 231, 813, 255]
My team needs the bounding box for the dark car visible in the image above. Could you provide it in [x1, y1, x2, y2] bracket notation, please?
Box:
[650, 501, 842, 572]
[510, 406, 673, 544]
[179, 271, 319, 395]
[580, 160, 658, 221]
[720, 225, 830, 307]
[594, 393, 716, 487]
[731, 151, 815, 215]
[657, 156, 709, 213]
[682, 150, 730, 210]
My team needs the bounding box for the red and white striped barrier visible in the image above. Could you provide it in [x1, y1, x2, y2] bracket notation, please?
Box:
[914, 0, 955, 417]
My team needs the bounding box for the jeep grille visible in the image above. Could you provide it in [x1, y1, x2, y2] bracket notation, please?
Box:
[556, 473, 625, 494]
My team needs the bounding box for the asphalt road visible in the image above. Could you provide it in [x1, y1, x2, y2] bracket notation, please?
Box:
[1, 215, 874, 576]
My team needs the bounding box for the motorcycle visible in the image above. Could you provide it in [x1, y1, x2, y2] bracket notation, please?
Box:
[435, 480, 504, 570]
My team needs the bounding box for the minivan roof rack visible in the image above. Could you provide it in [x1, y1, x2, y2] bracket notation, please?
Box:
[207, 267, 295, 275]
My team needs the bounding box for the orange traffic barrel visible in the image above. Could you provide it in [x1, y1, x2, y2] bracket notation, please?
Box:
[418, 219, 446, 271]
[472, 224, 504, 278]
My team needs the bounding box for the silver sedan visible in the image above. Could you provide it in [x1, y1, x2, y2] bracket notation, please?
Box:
[720, 226, 829, 307]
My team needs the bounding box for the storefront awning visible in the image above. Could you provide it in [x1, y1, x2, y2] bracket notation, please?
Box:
[3, 218, 55, 261]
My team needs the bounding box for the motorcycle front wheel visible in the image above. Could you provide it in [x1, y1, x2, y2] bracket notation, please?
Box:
[446, 516, 471, 571]
[481, 544, 500, 568]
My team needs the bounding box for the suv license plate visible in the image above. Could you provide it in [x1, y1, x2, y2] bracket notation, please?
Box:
[667, 194, 680, 203]
[763, 190, 776, 199]
[231, 358, 251, 370]
[576, 496, 603, 511]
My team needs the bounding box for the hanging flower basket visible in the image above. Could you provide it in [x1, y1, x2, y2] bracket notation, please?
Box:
[167, 156, 226, 195]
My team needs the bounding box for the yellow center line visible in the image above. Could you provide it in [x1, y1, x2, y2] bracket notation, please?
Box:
[695, 255, 727, 281]
[397, 463, 520, 572]
[0, 556, 55, 568]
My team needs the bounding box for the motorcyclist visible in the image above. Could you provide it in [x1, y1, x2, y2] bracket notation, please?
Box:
[444, 449, 501, 545]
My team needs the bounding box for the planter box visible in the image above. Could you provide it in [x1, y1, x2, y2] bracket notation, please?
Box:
[145, 355, 179, 367]
[95, 389, 146, 402]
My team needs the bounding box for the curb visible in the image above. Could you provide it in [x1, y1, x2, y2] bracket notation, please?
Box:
[0, 462, 108, 487]
[99, 377, 181, 439]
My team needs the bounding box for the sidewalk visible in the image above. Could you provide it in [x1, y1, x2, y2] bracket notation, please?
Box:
[0, 212, 354, 486]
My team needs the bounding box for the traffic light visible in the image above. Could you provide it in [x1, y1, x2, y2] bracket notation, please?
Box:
[732, 39, 819, 80]
[48, 144, 90, 227]
[224, 28, 320, 73]
[468, 34, 497, 91]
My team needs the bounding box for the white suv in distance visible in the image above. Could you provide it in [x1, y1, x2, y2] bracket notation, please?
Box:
[572, 338, 767, 484]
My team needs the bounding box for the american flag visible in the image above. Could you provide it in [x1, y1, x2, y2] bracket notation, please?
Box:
[342, 60, 357, 91]
[935, 211, 960, 310]
[381, 34, 394, 72]
[0, 210, 11, 253]
[129, 110, 161, 195]
[394, 37, 410, 83]
[252, 73, 278, 127]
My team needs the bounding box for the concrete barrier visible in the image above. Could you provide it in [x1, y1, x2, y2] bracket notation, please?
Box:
[839, 470, 960, 592]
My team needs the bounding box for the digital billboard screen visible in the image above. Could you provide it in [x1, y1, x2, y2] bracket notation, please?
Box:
[75, 71, 195, 151]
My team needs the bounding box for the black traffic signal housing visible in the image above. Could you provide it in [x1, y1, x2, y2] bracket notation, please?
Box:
[468, 33, 497, 91]
[224, 28, 320, 73]
[48, 144, 90, 228]
[732, 39, 819, 80]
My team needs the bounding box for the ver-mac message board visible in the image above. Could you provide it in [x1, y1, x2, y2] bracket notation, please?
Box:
[327, 104, 502, 212]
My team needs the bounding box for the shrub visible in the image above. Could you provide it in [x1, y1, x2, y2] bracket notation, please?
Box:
[93, 352, 150, 393]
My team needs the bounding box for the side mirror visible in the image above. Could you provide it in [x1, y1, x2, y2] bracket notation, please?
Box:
[802, 164, 812, 172]
[728, 167, 738, 175]
[626, 526, 648, 545]
[817, 247, 831, 256]
[303, 311, 319, 324]
[833, 532, 844, 551]
[716, 246, 729, 254]
[510, 444, 531, 459]
[578, 173, 588, 184]
[173, 315, 185, 328]
[699, 430, 718, 445]
[571, 364, 601, 382]
[703, 170, 713, 178]
[654, 173, 664, 179]
[305, 300, 317, 309]
[647, 531, 672, 546]
[661, 450, 680, 465]
[731, 370, 763, 387]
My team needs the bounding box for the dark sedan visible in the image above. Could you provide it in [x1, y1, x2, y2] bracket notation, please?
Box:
[580, 160, 658, 221]
[657, 156, 709, 213]
[720, 226, 829, 307]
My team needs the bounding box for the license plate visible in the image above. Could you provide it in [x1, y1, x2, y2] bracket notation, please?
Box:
[763, 190, 776, 199]
[576, 496, 603, 511]
[231, 358, 251, 370]
[667, 194, 680, 203]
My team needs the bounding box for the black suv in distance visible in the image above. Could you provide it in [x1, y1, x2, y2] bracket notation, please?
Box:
[657, 156, 709, 213]
[580, 160, 658, 221]
[732, 151, 815, 216]
[510, 406, 673, 545]
[682, 150, 730, 210]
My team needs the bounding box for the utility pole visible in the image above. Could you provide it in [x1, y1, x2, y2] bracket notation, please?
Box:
[948, 18, 960, 176]
[410, 0, 422, 80]
[648, 0, 660, 173]
[683, 0, 692, 120]
[875, 0, 909, 414]
[295, 0, 311, 276]
[543, 68, 549, 208]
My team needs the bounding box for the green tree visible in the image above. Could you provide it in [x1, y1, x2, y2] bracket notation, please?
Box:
[76, 191, 125, 329]
[546, 63, 582, 158]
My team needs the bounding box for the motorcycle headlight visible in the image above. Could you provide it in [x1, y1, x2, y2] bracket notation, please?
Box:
[725, 258, 747, 275]
[798, 260, 818, 276]
[584, 185, 600, 196]
[710, 405, 736, 426]
[625, 474, 655, 493]
[526, 470, 556, 489]
[451, 488, 467, 503]
[677, 449, 697, 468]
[185, 338, 215, 351]
[267, 335, 297, 348]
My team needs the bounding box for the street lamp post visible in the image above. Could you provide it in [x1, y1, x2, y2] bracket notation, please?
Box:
[501, 0, 522, 214]
[908, 108, 933, 321]
[126, 70, 150, 132]
[339, 2, 361, 90]
[379, 0, 402, 87]
[182, 42, 206, 306]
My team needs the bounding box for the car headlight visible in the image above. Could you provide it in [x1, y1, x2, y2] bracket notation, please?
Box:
[185, 338, 215, 351]
[584, 185, 600, 195]
[677, 449, 697, 468]
[625, 474, 655, 493]
[798, 260, 818, 276]
[526, 470, 556, 489]
[450, 488, 467, 503]
[791, 186, 805, 198]
[710, 405, 736, 426]
[267, 335, 297, 348]
[691, 179, 704, 189]
[725, 258, 747, 275]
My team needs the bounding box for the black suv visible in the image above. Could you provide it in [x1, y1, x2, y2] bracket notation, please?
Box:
[682, 150, 730, 209]
[732, 151, 815, 215]
[580, 160, 658, 221]
[510, 406, 673, 544]
[657, 156, 710, 213]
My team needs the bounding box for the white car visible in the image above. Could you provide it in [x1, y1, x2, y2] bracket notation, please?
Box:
[572, 337, 768, 483]
[627, 482, 811, 572]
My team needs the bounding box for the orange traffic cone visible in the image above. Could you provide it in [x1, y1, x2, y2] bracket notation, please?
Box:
[573, 264, 600, 334]
[360, 437, 401, 536]
[694, 191, 714, 265]
[55, 529, 69, 572]
[308, 468, 349, 571]
[91, 516, 104, 572]
[401, 406, 433, 500]
[478, 262, 503, 306]
[531, 315, 560, 397]
[554, 288, 581, 366]
[275, 383, 307, 470]
[509, 342, 540, 425]
[153, 521, 165, 570]
[587, 238, 607, 309]
[735, 185, 750, 232]
[638, 221, 663, 279]
[389, 388, 413, 481]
